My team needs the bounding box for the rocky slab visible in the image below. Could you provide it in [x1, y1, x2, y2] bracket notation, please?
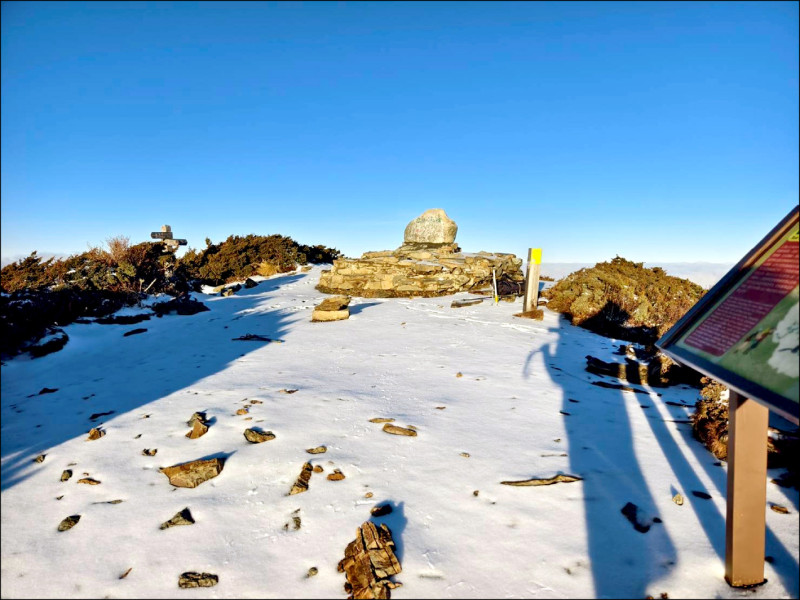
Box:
[160, 458, 225, 488]
[338, 521, 402, 599]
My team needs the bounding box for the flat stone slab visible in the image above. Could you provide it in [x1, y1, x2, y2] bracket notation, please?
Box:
[500, 474, 583, 486]
[160, 457, 225, 488]
[178, 572, 218, 588]
[243, 428, 276, 443]
[382, 424, 417, 437]
[312, 308, 350, 322]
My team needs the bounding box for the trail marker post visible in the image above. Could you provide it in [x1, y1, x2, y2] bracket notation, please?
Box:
[523, 248, 542, 313]
[657, 206, 799, 588]
[150, 224, 187, 250]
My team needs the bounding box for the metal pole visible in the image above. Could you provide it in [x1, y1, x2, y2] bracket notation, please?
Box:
[725, 391, 769, 587]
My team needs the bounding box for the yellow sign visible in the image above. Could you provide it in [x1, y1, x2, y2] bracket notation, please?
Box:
[529, 248, 542, 264]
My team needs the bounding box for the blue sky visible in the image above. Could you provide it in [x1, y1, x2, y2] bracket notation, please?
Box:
[1, 1, 798, 266]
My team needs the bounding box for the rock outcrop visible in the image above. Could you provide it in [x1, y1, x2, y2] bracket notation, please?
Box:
[338, 521, 402, 599]
[312, 296, 351, 322]
[317, 209, 523, 298]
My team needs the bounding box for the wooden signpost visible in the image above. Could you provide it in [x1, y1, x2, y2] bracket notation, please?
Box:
[150, 225, 187, 249]
[657, 206, 799, 588]
[523, 248, 542, 313]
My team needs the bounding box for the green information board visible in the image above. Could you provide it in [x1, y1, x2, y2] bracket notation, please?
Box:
[657, 207, 799, 424]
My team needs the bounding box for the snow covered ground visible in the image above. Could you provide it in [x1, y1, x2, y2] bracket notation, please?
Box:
[1, 266, 797, 599]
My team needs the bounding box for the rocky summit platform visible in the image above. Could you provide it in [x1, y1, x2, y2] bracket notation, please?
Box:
[316, 209, 524, 298]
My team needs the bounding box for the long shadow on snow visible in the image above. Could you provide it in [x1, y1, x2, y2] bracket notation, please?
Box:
[527, 311, 798, 597]
[668, 406, 799, 594]
[0, 274, 316, 492]
[369, 500, 407, 564]
[525, 316, 677, 599]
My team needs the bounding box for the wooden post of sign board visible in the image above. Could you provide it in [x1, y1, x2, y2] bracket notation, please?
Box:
[523, 248, 542, 313]
[725, 390, 769, 587]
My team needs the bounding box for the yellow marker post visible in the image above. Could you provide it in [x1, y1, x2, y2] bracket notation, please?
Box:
[523, 248, 542, 313]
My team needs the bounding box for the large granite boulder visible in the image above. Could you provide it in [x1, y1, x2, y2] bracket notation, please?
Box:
[403, 208, 457, 245]
[317, 210, 523, 298]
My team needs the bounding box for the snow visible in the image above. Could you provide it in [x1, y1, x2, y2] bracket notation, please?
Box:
[1, 265, 797, 599]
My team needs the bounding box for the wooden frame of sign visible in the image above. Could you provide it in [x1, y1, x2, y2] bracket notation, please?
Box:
[657, 205, 799, 588]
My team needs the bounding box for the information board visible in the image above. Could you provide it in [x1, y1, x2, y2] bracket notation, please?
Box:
[657, 206, 799, 424]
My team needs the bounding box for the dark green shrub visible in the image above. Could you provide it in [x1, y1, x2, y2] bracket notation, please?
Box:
[179, 234, 341, 286]
[542, 256, 705, 344]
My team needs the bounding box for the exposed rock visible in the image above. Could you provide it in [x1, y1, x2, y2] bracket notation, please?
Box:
[119, 567, 133, 579]
[365, 492, 374, 498]
[451, 298, 483, 308]
[244, 278, 259, 289]
[160, 457, 225, 488]
[770, 504, 790, 514]
[279, 389, 298, 394]
[307, 567, 319, 578]
[369, 418, 395, 423]
[338, 521, 402, 599]
[142, 448, 158, 456]
[58, 515, 81, 531]
[28, 329, 69, 358]
[187, 412, 207, 427]
[186, 419, 209, 439]
[284, 508, 302, 531]
[621, 502, 652, 533]
[382, 424, 417, 437]
[77, 477, 101, 485]
[513, 310, 544, 321]
[232, 333, 276, 342]
[673, 493, 684, 506]
[312, 295, 351, 322]
[221, 284, 241, 297]
[371, 504, 393, 517]
[87, 427, 105, 441]
[89, 410, 115, 421]
[404, 208, 457, 245]
[123, 328, 148, 337]
[460, 452, 470, 458]
[317, 210, 522, 299]
[289, 462, 314, 495]
[585, 353, 700, 388]
[327, 469, 346, 481]
[590, 380, 651, 395]
[178, 572, 218, 588]
[236, 407, 249, 415]
[318, 246, 524, 299]
[243, 428, 276, 443]
[500, 474, 582, 486]
[34, 454, 46, 463]
[313, 465, 324, 473]
[61, 470, 72, 482]
[152, 296, 209, 317]
[306, 446, 327, 454]
[160, 507, 196, 529]
[96, 314, 151, 325]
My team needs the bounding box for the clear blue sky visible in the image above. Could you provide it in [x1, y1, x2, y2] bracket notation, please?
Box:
[2, 1, 798, 266]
